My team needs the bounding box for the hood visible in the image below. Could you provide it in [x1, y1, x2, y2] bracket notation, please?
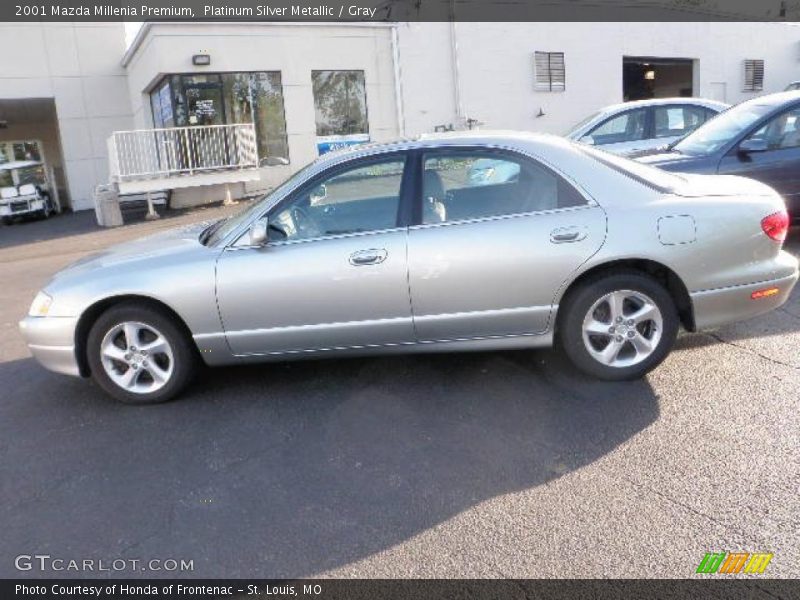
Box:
[51, 221, 213, 281]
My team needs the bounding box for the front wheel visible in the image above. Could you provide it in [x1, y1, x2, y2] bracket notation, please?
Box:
[87, 303, 197, 404]
[559, 271, 679, 380]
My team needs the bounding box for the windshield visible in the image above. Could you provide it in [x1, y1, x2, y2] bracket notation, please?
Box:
[581, 145, 686, 193]
[565, 111, 601, 138]
[203, 160, 318, 246]
[673, 102, 773, 156]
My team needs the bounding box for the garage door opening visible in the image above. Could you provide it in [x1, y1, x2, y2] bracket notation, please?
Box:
[623, 57, 695, 101]
[0, 98, 70, 212]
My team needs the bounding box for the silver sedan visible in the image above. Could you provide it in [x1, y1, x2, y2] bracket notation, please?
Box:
[19, 132, 799, 403]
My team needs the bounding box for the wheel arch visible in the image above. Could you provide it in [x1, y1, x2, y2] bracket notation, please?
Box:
[74, 294, 198, 377]
[555, 258, 695, 334]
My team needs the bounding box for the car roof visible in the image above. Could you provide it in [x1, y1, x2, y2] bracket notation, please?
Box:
[594, 97, 729, 116]
[0, 160, 42, 171]
[316, 130, 572, 164]
[737, 89, 800, 108]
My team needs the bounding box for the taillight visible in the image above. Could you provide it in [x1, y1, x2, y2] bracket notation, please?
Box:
[761, 211, 789, 242]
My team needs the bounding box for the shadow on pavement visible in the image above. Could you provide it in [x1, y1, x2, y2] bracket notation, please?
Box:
[0, 349, 659, 578]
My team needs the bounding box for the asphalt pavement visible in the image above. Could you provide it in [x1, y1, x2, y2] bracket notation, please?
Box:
[1, 210, 798, 578]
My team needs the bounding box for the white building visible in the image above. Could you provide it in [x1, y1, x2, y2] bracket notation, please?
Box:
[1, 21, 799, 212]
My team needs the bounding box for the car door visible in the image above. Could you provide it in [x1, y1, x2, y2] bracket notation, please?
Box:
[717, 103, 800, 211]
[583, 107, 651, 156]
[407, 148, 607, 342]
[216, 154, 415, 355]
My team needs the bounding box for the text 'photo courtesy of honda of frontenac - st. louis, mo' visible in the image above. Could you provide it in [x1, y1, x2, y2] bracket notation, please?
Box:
[19, 132, 799, 404]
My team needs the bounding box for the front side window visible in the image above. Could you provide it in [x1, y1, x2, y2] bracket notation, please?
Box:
[588, 109, 647, 145]
[674, 101, 774, 156]
[312, 70, 368, 136]
[16, 165, 46, 187]
[745, 106, 800, 150]
[270, 157, 405, 242]
[653, 106, 710, 139]
[420, 151, 585, 224]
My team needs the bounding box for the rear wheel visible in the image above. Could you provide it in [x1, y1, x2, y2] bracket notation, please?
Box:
[87, 303, 197, 404]
[559, 271, 679, 380]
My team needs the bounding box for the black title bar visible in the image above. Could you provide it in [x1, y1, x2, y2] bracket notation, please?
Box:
[4, 579, 800, 600]
[3, 0, 799, 22]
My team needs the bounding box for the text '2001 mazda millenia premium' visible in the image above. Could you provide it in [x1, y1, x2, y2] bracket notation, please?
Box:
[19, 132, 799, 404]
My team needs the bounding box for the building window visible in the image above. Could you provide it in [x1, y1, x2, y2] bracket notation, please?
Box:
[534, 52, 566, 92]
[148, 72, 289, 163]
[743, 59, 764, 92]
[311, 70, 369, 137]
[220, 72, 289, 162]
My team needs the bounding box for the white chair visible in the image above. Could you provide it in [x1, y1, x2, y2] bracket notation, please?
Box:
[0, 187, 18, 199]
[18, 184, 36, 196]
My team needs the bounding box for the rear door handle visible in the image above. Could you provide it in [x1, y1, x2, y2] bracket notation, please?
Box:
[550, 227, 587, 243]
[349, 248, 388, 266]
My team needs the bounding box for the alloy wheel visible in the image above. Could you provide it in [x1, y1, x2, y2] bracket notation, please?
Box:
[581, 289, 663, 368]
[99, 321, 174, 394]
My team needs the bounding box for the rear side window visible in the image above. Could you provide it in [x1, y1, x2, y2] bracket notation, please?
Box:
[653, 105, 710, 139]
[420, 150, 585, 224]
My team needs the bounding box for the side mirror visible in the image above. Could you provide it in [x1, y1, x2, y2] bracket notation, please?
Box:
[249, 218, 268, 246]
[259, 156, 290, 167]
[739, 138, 769, 154]
[580, 135, 596, 146]
[310, 184, 327, 203]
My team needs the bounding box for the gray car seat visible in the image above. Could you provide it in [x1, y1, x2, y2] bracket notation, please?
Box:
[422, 169, 447, 223]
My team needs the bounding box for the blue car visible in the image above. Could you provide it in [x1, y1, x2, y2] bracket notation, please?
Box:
[638, 91, 800, 220]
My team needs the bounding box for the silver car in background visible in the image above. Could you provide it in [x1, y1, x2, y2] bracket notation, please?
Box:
[565, 98, 729, 157]
[20, 132, 798, 404]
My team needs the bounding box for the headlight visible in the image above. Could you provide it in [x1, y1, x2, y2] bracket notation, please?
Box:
[28, 291, 53, 317]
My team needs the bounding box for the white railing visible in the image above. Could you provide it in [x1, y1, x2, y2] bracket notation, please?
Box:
[108, 123, 258, 182]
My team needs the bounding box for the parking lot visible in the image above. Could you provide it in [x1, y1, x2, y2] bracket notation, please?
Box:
[0, 210, 798, 579]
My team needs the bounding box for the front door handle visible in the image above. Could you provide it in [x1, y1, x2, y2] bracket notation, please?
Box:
[349, 248, 388, 266]
[550, 227, 587, 243]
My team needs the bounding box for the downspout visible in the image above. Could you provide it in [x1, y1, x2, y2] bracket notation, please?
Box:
[391, 24, 406, 138]
[450, 18, 465, 126]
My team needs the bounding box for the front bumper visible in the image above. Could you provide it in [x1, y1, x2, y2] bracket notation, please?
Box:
[18, 316, 82, 377]
[0, 196, 44, 217]
[691, 264, 799, 331]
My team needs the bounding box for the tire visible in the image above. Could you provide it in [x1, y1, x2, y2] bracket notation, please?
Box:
[86, 302, 198, 404]
[558, 270, 679, 380]
[1, 217, 11, 226]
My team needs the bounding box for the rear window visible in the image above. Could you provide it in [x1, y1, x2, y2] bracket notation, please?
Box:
[580, 146, 686, 193]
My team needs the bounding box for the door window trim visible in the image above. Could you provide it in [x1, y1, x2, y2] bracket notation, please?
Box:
[410, 146, 593, 228]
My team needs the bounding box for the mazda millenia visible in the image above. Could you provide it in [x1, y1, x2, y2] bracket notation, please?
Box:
[19, 132, 798, 403]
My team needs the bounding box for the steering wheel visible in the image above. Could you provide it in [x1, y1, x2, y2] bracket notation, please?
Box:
[290, 205, 321, 238]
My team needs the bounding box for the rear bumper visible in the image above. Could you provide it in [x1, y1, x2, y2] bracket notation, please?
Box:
[691, 267, 799, 331]
[18, 316, 82, 377]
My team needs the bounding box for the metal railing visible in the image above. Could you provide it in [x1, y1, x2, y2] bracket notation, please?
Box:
[108, 123, 258, 181]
